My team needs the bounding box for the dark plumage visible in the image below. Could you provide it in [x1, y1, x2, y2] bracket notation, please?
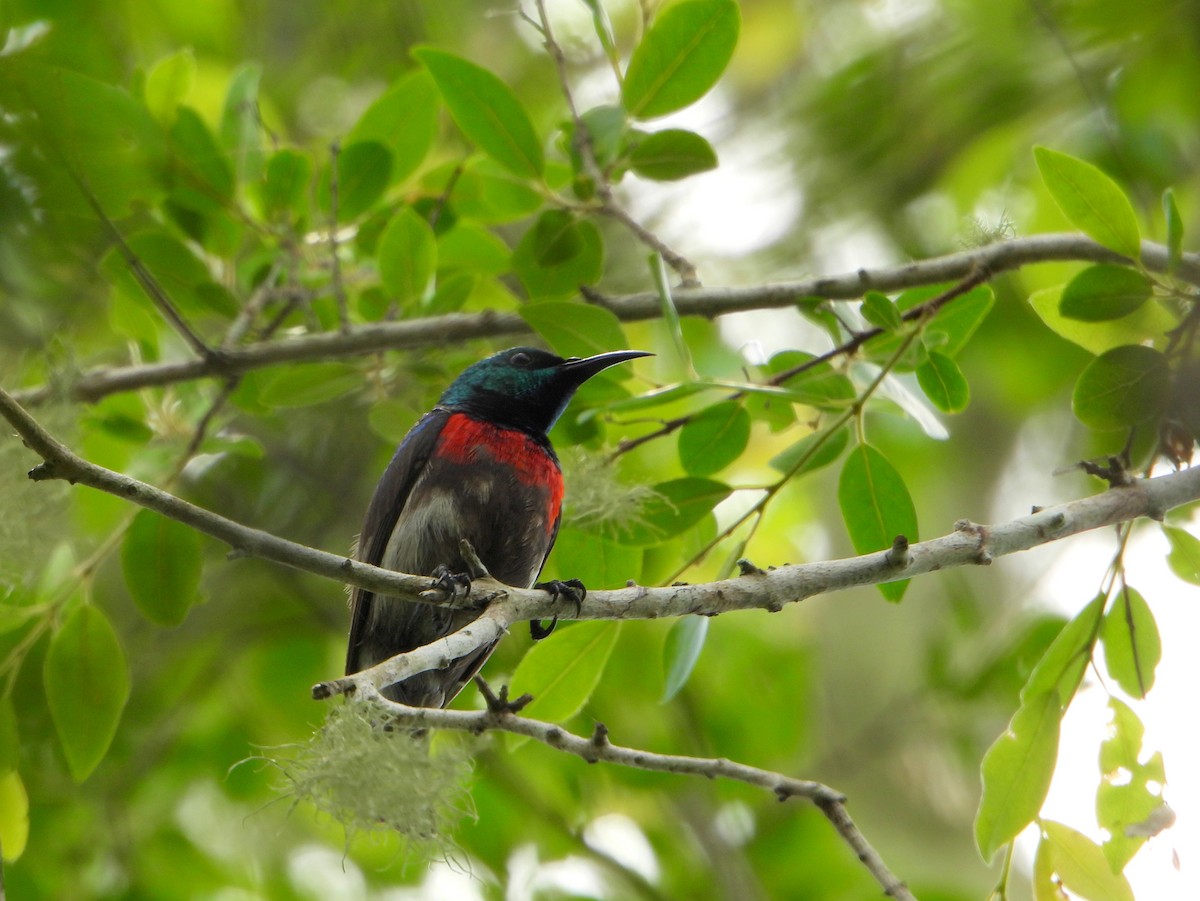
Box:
[345, 346, 649, 707]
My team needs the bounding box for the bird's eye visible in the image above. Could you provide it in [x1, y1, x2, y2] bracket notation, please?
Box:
[510, 352, 532, 367]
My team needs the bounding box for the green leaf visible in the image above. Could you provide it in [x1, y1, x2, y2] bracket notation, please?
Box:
[348, 70, 439, 183]
[219, 63, 264, 183]
[744, 387, 795, 431]
[622, 0, 740, 120]
[1098, 698, 1168, 871]
[262, 148, 311, 216]
[619, 478, 731, 546]
[519, 302, 628, 359]
[427, 270, 476, 315]
[1071, 345, 1170, 430]
[512, 216, 605, 298]
[1022, 594, 1104, 704]
[530, 209, 585, 266]
[426, 158, 543, 224]
[974, 690, 1061, 863]
[678, 401, 751, 476]
[1163, 525, 1200, 585]
[322, 141, 391, 221]
[861, 291, 902, 331]
[576, 105, 628, 170]
[594, 381, 710, 417]
[169, 107, 234, 202]
[869, 284, 995, 365]
[837, 445, 918, 602]
[903, 284, 995, 357]
[580, 0, 620, 74]
[512, 621, 621, 726]
[12, 65, 167, 216]
[629, 128, 718, 181]
[1028, 285, 1176, 356]
[661, 616, 708, 702]
[101, 230, 217, 320]
[1034, 147, 1141, 260]
[144, 48, 196, 124]
[86, 395, 153, 444]
[1100, 586, 1160, 697]
[44, 605, 131, 781]
[36, 544, 77, 600]
[378, 206, 437, 307]
[546, 528, 643, 590]
[1164, 188, 1183, 276]
[1032, 836, 1059, 901]
[365, 398, 416, 446]
[1059, 265, 1153, 322]
[121, 510, 202, 627]
[562, 106, 627, 198]
[258, 362, 362, 407]
[649, 252, 694, 375]
[1041, 820, 1135, 901]
[438, 223, 511, 276]
[0, 770, 28, 862]
[768, 424, 849, 475]
[916, 351, 970, 413]
[0, 697, 18, 771]
[766, 351, 855, 409]
[414, 47, 544, 178]
[0, 602, 40, 636]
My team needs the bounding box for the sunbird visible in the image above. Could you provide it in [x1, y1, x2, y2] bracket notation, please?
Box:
[345, 346, 649, 706]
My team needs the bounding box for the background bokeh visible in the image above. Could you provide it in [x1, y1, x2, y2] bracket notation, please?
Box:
[1, 0, 1198, 898]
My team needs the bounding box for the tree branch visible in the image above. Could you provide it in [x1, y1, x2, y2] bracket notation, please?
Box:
[16, 234, 1198, 407]
[5, 382, 1198, 691]
[352, 681, 916, 901]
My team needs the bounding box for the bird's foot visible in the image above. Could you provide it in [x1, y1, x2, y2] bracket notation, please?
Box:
[429, 564, 472, 604]
[529, 578, 586, 640]
[474, 676, 533, 715]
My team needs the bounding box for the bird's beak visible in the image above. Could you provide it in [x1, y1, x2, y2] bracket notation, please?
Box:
[557, 350, 653, 384]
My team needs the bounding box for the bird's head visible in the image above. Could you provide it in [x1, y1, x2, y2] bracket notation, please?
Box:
[439, 346, 651, 435]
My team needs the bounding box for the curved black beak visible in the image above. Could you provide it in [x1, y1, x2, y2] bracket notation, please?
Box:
[557, 350, 653, 385]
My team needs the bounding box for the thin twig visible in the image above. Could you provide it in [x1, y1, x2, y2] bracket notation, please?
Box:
[223, 258, 287, 348]
[615, 264, 992, 457]
[598, 203, 700, 285]
[65, 169, 216, 361]
[327, 140, 352, 333]
[356, 682, 915, 900]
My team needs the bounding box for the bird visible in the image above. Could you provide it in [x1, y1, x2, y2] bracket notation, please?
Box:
[345, 346, 650, 708]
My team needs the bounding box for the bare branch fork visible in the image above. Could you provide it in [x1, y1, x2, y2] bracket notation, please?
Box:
[4, 382, 1198, 690]
[356, 677, 915, 901]
[15, 234, 1199, 407]
[531, 0, 701, 286]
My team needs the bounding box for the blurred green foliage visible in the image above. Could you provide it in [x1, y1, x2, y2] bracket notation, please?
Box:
[0, 0, 1197, 898]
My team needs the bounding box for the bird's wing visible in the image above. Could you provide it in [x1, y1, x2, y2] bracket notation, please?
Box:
[344, 407, 449, 676]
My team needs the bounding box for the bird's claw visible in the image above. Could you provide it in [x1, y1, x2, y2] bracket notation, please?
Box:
[539, 578, 586, 615]
[473, 676, 533, 714]
[529, 578, 587, 640]
[430, 564, 472, 602]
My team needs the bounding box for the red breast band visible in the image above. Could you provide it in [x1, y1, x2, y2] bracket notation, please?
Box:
[436, 413, 564, 530]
